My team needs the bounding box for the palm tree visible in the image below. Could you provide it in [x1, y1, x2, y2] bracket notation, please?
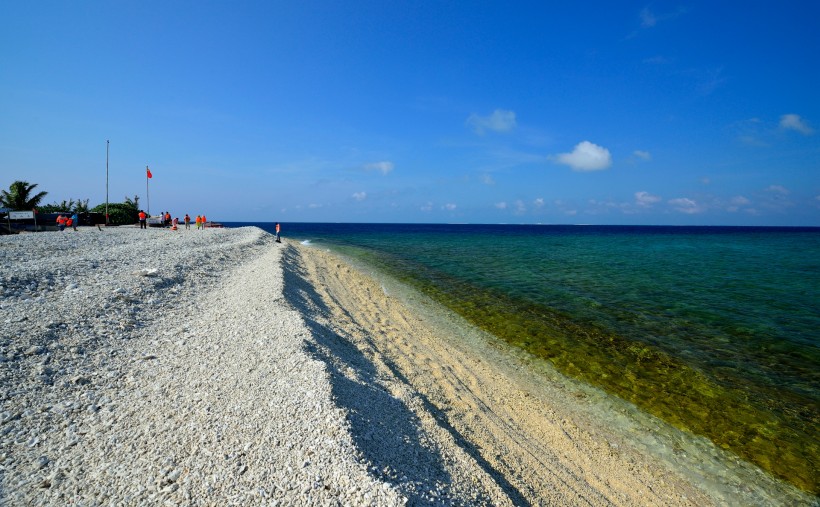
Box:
[75, 198, 90, 213]
[124, 194, 140, 210]
[0, 181, 48, 210]
[55, 198, 77, 211]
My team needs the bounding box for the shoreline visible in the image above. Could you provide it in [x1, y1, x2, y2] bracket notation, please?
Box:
[285, 239, 815, 506]
[1, 227, 814, 505]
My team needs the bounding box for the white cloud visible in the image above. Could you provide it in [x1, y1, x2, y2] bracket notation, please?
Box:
[696, 67, 726, 96]
[420, 202, 433, 212]
[759, 186, 794, 211]
[364, 161, 394, 174]
[467, 109, 517, 134]
[352, 191, 367, 201]
[668, 197, 703, 214]
[481, 173, 495, 185]
[495, 202, 507, 209]
[533, 198, 544, 208]
[727, 195, 750, 212]
[555, 141, 612, 171]
[639, 6, 687, 28]
[779, 114, 814, 135]
[633, 150, 651, 161]
[514, 200, 526, 214]
[635, 191, 661, 206]
[766, 185, 790, 195]
[640, 8, 658, 27]
[443, 203, 457, 211]
[734, 117, 769, 146]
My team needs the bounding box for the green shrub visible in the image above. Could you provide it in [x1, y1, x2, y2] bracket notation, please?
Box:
[89, 202, 138, 226]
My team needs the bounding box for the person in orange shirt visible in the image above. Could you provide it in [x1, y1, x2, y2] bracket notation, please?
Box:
[164, 211, 171, 226]
[56, 214, 67, 232]
[184, 214, 191, 230]
[195, 215, 201, 229]
[138, 210, 147, 229]
[201, 215, 207, 229]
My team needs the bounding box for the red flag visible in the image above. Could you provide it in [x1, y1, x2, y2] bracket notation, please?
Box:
[146, 167, 153, 179]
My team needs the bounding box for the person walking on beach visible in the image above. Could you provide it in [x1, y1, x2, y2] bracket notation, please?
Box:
[202, 215, 207, 229]
[165, 211, 171, 226]
[184, 214, 190, 230]
[275, 222, 281, 242]
[138, 210, 147, 229]
[56, 214, 67, 231]
[71, 212, 79, 231]
[195, 215, 201, 229]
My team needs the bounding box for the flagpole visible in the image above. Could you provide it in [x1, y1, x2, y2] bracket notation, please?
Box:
[146, 165, 150, 216]
[105, 140, 109, 225]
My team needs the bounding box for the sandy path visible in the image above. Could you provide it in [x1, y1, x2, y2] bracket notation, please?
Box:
[283, 242, 715, 506]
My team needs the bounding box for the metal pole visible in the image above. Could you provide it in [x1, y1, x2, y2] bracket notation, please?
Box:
[106, 140, 109, 225]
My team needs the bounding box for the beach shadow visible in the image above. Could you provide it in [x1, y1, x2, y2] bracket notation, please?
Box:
[281, 246, 531, 506]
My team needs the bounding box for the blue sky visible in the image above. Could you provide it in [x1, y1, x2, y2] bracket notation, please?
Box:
[2, 1, 818, 225]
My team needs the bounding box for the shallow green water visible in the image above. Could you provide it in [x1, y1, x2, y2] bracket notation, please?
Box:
[243, 223, 820, 494]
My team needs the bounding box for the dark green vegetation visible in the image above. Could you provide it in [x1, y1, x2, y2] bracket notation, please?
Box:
[89, 202, 138, 226]
[0, 181, 48, 210]
[1, 180, 141, 226]
[37, 198, 91, 214]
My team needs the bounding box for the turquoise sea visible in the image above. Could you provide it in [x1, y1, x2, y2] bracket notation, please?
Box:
[230, 223, 819, 495]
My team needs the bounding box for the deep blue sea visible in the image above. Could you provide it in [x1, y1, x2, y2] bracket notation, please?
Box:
[228, 222, 820, 493]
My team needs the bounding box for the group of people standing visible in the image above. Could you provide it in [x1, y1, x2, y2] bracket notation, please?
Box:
[193, 215, 208, 229]
[159, 211, 172, 226]
[58, 212, 282, 241]
[136, 211, 208, 230]
[55, 213, 79, 231]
